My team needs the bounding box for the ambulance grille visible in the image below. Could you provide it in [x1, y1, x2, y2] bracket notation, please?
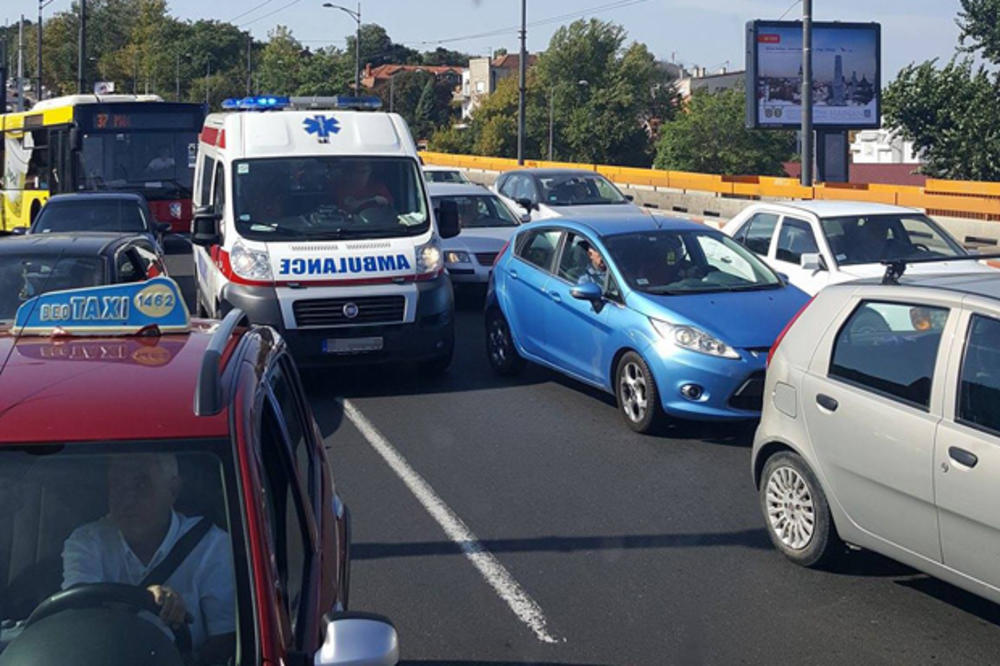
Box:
[293, 295, 405, 327]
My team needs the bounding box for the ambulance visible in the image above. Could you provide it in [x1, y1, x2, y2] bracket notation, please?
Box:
[190, 95, 460, 369]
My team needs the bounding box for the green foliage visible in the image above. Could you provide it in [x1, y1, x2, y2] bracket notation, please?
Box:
[884, 59, 1000, 180]
[654, 88, 795, 176]
[882, 2, 1000, 180]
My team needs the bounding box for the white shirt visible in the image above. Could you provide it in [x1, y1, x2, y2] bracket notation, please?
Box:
[62, 510, 236, 650]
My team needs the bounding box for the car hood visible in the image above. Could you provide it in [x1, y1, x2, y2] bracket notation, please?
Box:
[543, 203, 647, 218]
[443, 226, 518, 252]
[836, 259, 995, 280]
[633, 286, 811, 349]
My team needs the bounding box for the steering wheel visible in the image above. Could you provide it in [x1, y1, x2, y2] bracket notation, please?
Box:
[350, 196, 386, 214]
[25, 583, 193, 658]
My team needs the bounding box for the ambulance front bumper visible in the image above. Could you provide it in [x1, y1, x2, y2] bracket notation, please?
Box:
[221, 275, 454, 365]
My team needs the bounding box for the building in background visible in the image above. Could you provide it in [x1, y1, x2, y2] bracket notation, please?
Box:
[672, 66, 744, 100]
[462, 53, 538, 118]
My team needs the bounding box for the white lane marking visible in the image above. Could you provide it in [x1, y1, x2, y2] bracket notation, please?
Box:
[342, 399, 562, 644]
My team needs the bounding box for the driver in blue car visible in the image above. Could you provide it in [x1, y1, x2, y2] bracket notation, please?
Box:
[61, 453, 236, 661]
[577, 240, 608, 287]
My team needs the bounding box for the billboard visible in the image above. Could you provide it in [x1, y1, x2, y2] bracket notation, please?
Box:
[746, 21, 881, 129]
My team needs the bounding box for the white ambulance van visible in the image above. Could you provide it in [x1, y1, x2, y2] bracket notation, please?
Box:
[190, 95, 460, 369]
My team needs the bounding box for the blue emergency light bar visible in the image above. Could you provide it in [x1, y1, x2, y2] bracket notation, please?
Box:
[221, 95, 291, 110]
[13, 277, 190, 336]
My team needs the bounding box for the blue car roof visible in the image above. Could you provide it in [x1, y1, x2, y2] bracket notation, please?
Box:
[551, 214, 711, 238]
[45, 192, 147, 204]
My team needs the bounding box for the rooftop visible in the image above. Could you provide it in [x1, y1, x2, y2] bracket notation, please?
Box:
[0, 232, 141, 256]
[758, 200, 919, 217]
[0, 321, 231, 444]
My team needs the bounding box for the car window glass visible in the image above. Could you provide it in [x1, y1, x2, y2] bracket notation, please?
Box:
[516, 230, 562, 272]
[538, 174, 625, 206]
[257, 399, 311, 643]
[198, 155, 215, 207]
[0, 254, 104, 320]
[116, 249, 143, 283]
[696, 234, 757, 282]
[775, 217, 819, 264]
[830, 300, 949, 408]
[958, 314, 1000, 435]
[269, 358, 314, 501]
[34, 200, 147, 234]
[558, 233, 607, 287]
[212, 162, 225, 217]
[433, 195, 519, 228]
[741, 213, 779, 255]
[498, 175, 515, 198]
[820, 214, 962, 266]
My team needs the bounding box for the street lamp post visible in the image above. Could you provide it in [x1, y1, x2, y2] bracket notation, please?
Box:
[175, 51, 189, 101]
[322, 2, 361, 94]
[801, 0, 813, 186]
[36, 0, 54, 101]
[205, 55, 212, 106]
[77, 0, 86, 94]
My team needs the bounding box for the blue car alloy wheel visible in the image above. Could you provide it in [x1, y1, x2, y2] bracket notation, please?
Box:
[486, 308, 524, 376]
[615, 351, 666, 433]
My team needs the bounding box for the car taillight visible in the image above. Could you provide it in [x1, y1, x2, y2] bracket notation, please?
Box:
[493, 240, 511, 266]
[767, 296, 815, 367]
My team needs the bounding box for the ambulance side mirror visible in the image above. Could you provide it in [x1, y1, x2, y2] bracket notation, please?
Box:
[191, 206, 221, 247]
[437, 199, 460, 239]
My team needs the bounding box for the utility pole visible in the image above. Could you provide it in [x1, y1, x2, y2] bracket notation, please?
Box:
[547, 90, 553, 160]
[77, 0, 87, 94]
[0, 36, 7, 113]
[175, 52, 181, 101]
[17, 16, 24, 111]
[322, 3, 362, 94]
[800, 0, 813, 187]
[205, 56, 212, 106]
[516, 0, 526, 165]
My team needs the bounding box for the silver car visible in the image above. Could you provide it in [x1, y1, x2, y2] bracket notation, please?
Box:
[753, 260, 1000, 605]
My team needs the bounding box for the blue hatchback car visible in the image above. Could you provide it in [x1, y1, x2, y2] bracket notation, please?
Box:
[485, 215, 811, 432]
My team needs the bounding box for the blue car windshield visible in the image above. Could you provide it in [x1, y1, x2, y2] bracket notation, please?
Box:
[604, 230, 782, 294]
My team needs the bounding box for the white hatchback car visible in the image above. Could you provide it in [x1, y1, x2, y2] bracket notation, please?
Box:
[723, 201, 992, 295]
[428, 182, 523, 285]
[753, 261, 1000, 606]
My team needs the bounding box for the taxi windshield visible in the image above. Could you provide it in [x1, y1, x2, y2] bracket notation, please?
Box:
[0, 442, 240, 666]
[233, 156, 429, 242]
[604, 229, 782, 294]
[0, 254, 105, 322]
[432, 194, 520, 228]
[820, 213, 964, 266]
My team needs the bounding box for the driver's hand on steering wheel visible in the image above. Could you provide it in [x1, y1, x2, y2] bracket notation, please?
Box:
[148, 585, 188, 627]
[345, 195, 389, 210]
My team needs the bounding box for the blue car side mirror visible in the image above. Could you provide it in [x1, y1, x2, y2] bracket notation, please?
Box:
[570, 282, 603, 302]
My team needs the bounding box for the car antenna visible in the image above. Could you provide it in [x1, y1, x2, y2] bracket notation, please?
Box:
[881, 252, 1000, 285]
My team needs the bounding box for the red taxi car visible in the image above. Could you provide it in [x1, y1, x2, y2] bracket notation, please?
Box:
[0, 278, 398, 666]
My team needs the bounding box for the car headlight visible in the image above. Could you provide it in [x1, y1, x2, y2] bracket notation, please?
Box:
[445, 250, 471, 264]
[230, 241, 273, 282]
[650, 318, 740, 359]
[417, 240, 443, 275]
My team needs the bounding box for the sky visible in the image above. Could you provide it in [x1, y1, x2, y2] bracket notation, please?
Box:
[1, 0, 966, 80]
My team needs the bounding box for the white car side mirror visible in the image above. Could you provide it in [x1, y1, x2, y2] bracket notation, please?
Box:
[314, 612, 399, 666]
[800, 252, 824, 271]
[519, 212, 532, 224]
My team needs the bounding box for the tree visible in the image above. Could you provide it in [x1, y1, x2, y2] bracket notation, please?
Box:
[654, 88, 795, 176]
[256, 25, 306, 94]
[882, 1, 1000, 180]
[345, 24, 419, 69]
[411, 77, 436, 139]
[421, 47, 470, 67]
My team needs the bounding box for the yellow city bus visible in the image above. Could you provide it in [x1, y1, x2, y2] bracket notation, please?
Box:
[0, 94, 206, 232]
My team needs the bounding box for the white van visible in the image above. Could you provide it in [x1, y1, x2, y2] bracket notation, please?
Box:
[190, 96, 460, 369]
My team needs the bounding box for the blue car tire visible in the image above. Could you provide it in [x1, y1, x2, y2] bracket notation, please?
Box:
[615, 351, 666, 433]
[486, 309, 524, 376]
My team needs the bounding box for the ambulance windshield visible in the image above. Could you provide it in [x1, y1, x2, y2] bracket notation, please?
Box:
[232, 156, 429, 242]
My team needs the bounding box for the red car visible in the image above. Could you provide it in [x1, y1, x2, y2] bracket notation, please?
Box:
[0, 278, 398, 666]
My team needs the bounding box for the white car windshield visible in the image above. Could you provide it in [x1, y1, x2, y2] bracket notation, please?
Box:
[432, 194, 520, 228]
[233, 156, 428, 241]
[538, 174, 627, 206]
[820, 214, 964, 266]
[604, 230, 782, 294]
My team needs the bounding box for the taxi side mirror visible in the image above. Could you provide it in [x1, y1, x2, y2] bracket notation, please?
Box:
[314, 612, 399, 666]
[436, 199, 460, 239]
[191, 206, 221, 247]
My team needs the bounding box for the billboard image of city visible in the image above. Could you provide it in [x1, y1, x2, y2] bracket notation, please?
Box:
[748, 21, 880, 128]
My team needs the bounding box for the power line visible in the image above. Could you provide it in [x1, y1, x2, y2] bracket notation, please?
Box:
[239, 0, 304, 28]
[778, 0, 802, 20]
[229, 0, 277, 24]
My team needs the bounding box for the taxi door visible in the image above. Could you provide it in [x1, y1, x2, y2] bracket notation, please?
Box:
[934, 308, 1000, 591]
[242, 349, 325, 661]
[543, 232, 616, 385]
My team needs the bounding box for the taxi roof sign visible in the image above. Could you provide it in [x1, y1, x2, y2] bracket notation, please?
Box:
[13, 277, 190, 336]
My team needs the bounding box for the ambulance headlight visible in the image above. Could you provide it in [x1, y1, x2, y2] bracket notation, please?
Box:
[416, 240, 443, 275]
[230, 241, 273, 282]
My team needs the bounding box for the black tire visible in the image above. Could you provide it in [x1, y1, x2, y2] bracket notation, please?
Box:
[485, 309, 524, 376]
[615, 351, 666, 433]
[759, 451, 843, 568]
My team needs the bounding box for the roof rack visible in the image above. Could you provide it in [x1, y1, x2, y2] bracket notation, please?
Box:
[881, 253, 1000, 285]
[194, 308, 249, 417]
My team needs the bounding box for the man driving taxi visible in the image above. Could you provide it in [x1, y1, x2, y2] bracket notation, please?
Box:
[62, 453, 235, 661]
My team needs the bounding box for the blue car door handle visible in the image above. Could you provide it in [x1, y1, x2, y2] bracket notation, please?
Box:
[509, 269, 519, 280]
[548, 290, 562, 303]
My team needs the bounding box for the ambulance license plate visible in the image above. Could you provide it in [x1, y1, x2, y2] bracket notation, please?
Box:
[324, 337, 384, 354]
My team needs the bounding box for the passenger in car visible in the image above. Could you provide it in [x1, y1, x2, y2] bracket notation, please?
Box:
[62, 453, 236, 660]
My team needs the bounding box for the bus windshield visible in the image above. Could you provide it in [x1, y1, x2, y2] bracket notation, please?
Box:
[233, 156, 429, 242]
[78, 131, 198, 199]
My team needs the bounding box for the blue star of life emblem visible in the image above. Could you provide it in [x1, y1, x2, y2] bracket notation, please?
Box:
[303, 114, 340, 143]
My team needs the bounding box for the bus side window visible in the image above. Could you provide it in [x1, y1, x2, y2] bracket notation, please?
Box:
[26, 130, 49, 190]
[197, 154, 215, 208]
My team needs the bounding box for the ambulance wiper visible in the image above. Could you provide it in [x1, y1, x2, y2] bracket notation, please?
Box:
[307, 228, 400, 240]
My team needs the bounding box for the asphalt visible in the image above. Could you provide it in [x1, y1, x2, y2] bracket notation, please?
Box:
[164, 236, 1000, 666]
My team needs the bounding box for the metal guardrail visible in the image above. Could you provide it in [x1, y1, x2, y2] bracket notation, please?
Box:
[420, 151, 1000, 222]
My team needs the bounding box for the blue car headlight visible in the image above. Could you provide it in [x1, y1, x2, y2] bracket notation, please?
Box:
[650, 318, 740, 359]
